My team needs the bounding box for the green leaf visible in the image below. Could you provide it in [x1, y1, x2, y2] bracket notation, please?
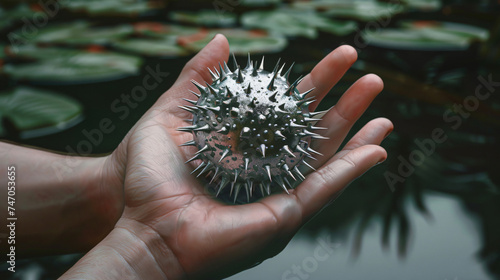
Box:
[0, 87, 83, 138]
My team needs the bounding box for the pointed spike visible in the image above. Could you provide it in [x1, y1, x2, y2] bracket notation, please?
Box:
[289, 121, 307, 128]
[259, 144, 266, 158]
[275, 130, 286, 139]
[214, 66, 220, 76]
[282, 145, 296, 158]
[229, 182, 235, 197]
[195, 144, 210, 155]
[272, 58, 281, 74]
[185, 154, 200, 164]
[233, 169, 240, 183]
[191, 80, 207, 94]
[210, 167, 220, 184]
[309, 110, 329, 117]
[296, 145, 311, 156]
[177, 125, 197, 132]
[190, 161, 205, 175]
[267, 70, 278, 90]
[307, 147, 323, 156]
[208, 67, 218, 81]
[178, 105, 195, 113]
[216, 176, 230, 196]
[231, 53, 238, 70]
[197, 162, 212, 178]
[252, 61, 258, 76]
[193, 124, 210, 131]
[283, 62, 295, 82]
[182, 98, 197, 105]
[180, 140, 196, 147]
[245, 53, 252, 70]
[293, 166, 306, 181]
[284, 177, 294, 188]
[216, 127, 228, 134]
[225, 86, 234, 98]
[298, 87, 315, 99]
[269, 91, 278, 102]
[306, 154, 318, 161]
[219, 149, 230, 162]
[312, 135, 329, 140]
[204, 82, 217, 95]
[282, 164, 296, 181]
[236, 67, 244, 83]
[259, 56, 265, 71]
[244, 183, 250, 202]
[233, 183, 242, 203]
[245, 84, 251, 95]
[188, 90, 200, 98]
[297, 99, 316, 107]
[244, 157, 250, 172]
[259, 183, 265, 197]
[265, 165, 272, 182]
[301, 159, 316, 171]
[275, 176, 289, 194]
[303, 117, 320, 122]
[246, 179, 254, 197]
[223, 61, 231, 74]
[278, 63, 286, 76]
[219, 62, 225, 74]
[310, 126, 328, 130]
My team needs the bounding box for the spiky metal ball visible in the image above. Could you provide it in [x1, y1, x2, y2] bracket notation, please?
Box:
[179, 54, 326, 203]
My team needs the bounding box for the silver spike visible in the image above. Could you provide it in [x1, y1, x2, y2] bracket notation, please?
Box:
[252, 61, 258, 76]
[219, 149, 230, 162]
[309, 110, 329, 117]
[293, 166, 306, 180]
[296, 97, 315, 106]
[275, 176, 289, 194]
[303, 117, 320, 122]
[295, 145, 311, 156]
[233, 183, 242, 203]
[217, 127, 228, 133]
[210, 167, 220, 184]
[223, 61, 231, 74]
[310, 126, 328, 130]
[216, 176, 230, 196]
[180, 140, 196, 147]
[208, 67, 218, 81]
[245, 53, 251, 70]
[267, 69, 278, 90]
[282, 164, 296, 181]
[297, 87, 315, 99]
[231, 53, 238, 70]
[197, 162, 212, 178]
[278, 63, 286, 76]
[214, 66, 220, 77]
[191, 80, 206, 94]
[264, 182, 271, 195]
[190, 161, 205, 175]
[244, 157, 250, 171]
[259, 183, 265, 196]
[259, 144, 266, 158]
[204, 82, 217, 95]
[219, 62, 225, 74]
[245, 84, 251, 95]
[177, 125, 197, 132]
[233, 169, 240, 183]
[275, 130, 286, 139]
[236, 67, 244, 83]
[193, 124, 210, 131]
[301, 159, 316, 171]
[259, 56, 265, 71]
[272, 58, 281, 74]
[282, 62, 295, 82]
[188, 90, 200, 98]
[246, 179, 254, 197]
[284, 177, 294, 188]
[185, 154, 200, 164]
[244, 183, 250, 202]
[182, 98, 197, 105]
[178, 105, 195, 113]
[282, 145, 296, 158]
[307, 147, 323, 156]
[265, 165, 272, 181]
[289, 121, 307, 128]
[195, 144, 210, 155]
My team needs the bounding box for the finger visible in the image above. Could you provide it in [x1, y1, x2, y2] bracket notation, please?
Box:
[331, 118, 393, 162]
[296, 144, 387, 220]
[156, 34, 230, 109]
[309, 74, 384, 168]
[296, 45, 358, 112]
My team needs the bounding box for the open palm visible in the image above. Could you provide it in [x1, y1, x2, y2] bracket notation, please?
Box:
[107, 34, 392, 279]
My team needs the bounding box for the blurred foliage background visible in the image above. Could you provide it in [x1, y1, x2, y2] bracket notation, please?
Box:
[0, 0, 499, 279]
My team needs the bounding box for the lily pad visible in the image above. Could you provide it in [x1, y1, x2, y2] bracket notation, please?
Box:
[362, 21, 489, 51]
[4, 46, 143, 84]
[112, 37, 190, 57]
[0, 87, 83, 138]
[63, 0, 165, 17]
[178, 29, 287, 55]
[293, 0, 405, 21]
[0, 4, 41, 31]
[133, 22, 201, 38]
[169, 10, 237, 27]
[242, 9, 357, 39]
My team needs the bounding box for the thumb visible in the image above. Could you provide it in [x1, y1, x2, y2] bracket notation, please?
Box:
[174, 34, 230, 93]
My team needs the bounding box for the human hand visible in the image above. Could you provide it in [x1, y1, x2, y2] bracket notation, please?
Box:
[63, 34, 392, 279]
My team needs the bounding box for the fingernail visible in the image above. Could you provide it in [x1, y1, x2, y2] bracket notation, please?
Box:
[376, 157, 387, 165]
[210, 33, 220, 42]
[384, 128, 393, 139]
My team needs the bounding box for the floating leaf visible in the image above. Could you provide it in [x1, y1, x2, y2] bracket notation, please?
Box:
[169, 10, 237, 27]
[4, 46, 143, 84]
[112, 37, 190, 57]
[0, 87, 83, 138]
[63, 0, 165, 17]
